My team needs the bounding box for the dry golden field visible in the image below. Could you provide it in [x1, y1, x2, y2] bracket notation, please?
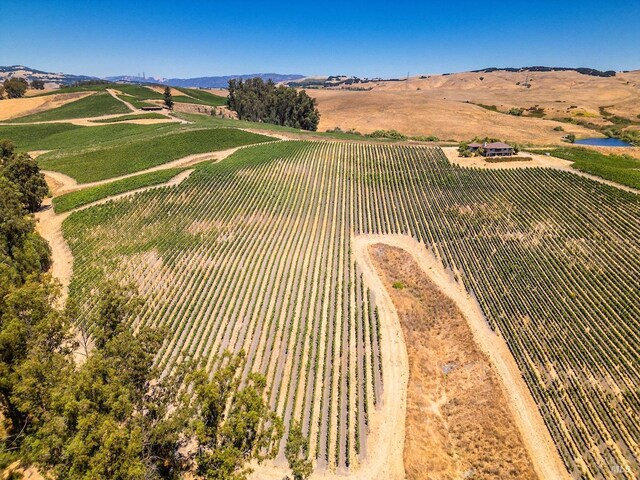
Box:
[308, 70, 640, 145]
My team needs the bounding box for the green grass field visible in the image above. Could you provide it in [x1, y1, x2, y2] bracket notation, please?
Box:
[0, 122, 175, 152]
[8, 93, 130, 123]
[174, 88, 227, 107]
[176, 112, 404, 141]
[113, 84, 164, 100]
[31, 83, 113, 96]
[39, 127, 273, 183]
[531, 147, 640, 189]
[53, 167, 189, 213]
[91, 113, 168, 123]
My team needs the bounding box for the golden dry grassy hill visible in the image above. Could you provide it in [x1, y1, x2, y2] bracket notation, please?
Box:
[307, 70, 640, 145]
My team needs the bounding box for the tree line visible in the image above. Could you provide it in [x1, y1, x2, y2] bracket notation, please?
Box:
[227, 78, 320, 131]
[0, 78, 45, 100]
[0, 141, 311, 479]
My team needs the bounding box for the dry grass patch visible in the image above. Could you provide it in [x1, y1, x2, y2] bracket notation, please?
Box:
[0, 92, 92, 121]
[369, 244, 537, 480]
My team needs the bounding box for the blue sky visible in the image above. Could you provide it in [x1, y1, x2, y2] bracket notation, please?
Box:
[2, 0, 639, 78]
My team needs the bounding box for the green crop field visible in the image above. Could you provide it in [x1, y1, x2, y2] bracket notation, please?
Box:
[174, 88, 227, 106]
[38, 127, 273, 182]
[53, 167, 189, 213]
[531, 147, 640, 189]
[62, 141, 640, 476]
[113, 84, 164, 100]
[0, 122, 174, 152]
[90, 113, 168, 123]
[7, 92, 131, 122]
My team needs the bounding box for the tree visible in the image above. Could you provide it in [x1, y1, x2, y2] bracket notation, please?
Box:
[1, 152, 49, 212]
[285, 421, 312, 480]
[227, 78, 320, 131]
[30, 80, 45, 90]
[0, 140, 14, 159]
[24, 283, 190, 480]
[164, 86, 174, 110]
[0, 85, 5, 100]
[190, 351, 283, 480]
[3, 78, 28, 99]
[565, 134, 576, 143]
[458, 142, 471, 157]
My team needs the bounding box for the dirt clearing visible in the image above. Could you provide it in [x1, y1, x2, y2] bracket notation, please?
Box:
[352, 234, 569, 480]
[369, 244, 538, 479]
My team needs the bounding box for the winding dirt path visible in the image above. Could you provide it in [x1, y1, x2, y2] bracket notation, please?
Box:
[42, 142, 276, 194]
[106, 88, 136, 112]
[35, 169, 194, 303]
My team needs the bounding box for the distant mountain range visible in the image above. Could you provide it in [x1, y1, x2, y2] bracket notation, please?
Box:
[105, 73, 305, 88]
[0, 65, 98, 86]
[0, 66, 304, 88]
[1, 65, 631, 90]
[469, 66, 618, 77]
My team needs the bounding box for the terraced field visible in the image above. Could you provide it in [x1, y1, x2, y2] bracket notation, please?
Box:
[62, 141, 639, 477]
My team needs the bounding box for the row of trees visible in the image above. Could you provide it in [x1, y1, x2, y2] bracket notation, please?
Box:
[227, 78, 320, 131]
[0, 141, 311, 479]
[0, 78, 45, 100]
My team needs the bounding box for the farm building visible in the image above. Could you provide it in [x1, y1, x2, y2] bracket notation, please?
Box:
[469, 141, 514, 157]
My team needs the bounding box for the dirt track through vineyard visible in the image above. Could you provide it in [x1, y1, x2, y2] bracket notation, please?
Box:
[363, 240, 560, 480]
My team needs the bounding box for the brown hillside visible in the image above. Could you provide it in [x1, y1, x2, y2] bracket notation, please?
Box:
[308, 70, 640, 145]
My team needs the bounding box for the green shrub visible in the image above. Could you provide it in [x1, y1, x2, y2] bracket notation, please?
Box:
[368, 129, 407, 140]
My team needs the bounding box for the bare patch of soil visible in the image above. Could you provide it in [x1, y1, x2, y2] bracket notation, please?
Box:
[369, 244, 537, 480]
[0, 92, 92, 121]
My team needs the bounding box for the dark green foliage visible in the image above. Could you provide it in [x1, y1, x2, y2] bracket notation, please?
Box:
[164, 86, 174, 110]
[2, 277, 284, 479]
[227, 78, 320, 131]
[25, 283, 190, 480]
[3, 78, 28, 99]
[190, 351, 283, 480]
[1, 150, 49, 212]
[285, 421, 312, 480]
[368, 129, 406, 140]
[508, 107, 524, 116]
[30, 80, 45, 90]
[0, 143, 55, 447]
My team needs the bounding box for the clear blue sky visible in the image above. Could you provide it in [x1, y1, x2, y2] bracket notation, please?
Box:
[3, 0, 639, 78]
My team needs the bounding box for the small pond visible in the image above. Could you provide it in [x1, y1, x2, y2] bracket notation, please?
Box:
[574, 137, 632, 147]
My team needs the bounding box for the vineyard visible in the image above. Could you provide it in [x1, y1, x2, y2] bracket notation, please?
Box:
[61, 141, 639, 477]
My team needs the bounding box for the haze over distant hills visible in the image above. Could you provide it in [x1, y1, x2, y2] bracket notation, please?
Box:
[105, 73, 305, 88]
[4, 65, 634, 90]
[0, 66, 304, 88]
